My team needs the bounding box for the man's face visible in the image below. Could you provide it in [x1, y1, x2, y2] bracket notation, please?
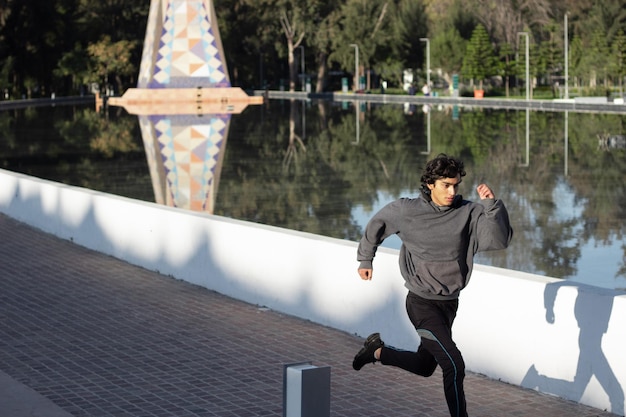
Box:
[427, 175, 461, 206]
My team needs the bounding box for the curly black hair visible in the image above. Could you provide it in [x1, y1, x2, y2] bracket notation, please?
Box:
[420, 154, 466, 191]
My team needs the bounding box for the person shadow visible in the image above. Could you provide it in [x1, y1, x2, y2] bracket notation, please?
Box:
[521, 280, 624, 415]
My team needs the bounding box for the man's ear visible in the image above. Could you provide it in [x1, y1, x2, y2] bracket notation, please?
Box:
[427, 182, 435, 190]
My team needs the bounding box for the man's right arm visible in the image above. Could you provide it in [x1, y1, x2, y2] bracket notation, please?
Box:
[356, 200, 403, 278]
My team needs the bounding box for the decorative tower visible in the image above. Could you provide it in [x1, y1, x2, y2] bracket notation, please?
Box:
[137, 0, 231, 89]
[108, 0, 262, 115]
[108, 0, 261, 213]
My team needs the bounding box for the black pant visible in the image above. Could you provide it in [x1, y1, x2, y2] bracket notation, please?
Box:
[380, 292, 467, 417]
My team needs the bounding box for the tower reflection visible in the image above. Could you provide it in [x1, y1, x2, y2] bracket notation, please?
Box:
[139, 113, 231, 213]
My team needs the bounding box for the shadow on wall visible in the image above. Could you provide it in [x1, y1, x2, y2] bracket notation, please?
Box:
[3, 169, 625, 414]
[0, 170, 417, 350]
[522, 280, 625, 415]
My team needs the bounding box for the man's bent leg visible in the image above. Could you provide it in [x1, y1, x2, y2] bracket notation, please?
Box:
[419, 330, 467, 417]
[405, 293, 467, 417]
[379, 344, 437, 377]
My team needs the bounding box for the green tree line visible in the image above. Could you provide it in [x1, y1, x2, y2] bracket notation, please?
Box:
[1, 0, 626, 97]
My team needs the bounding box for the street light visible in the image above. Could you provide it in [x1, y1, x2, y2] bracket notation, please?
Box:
[518, 32, 529, 100]
[297, 45, 305, 92]
[420, 38, 430, 92]
[564, 13, 569, 99]
[350, 44, 359, 92]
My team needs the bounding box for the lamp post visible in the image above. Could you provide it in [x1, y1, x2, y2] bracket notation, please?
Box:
[297, 45, 305, 92]
[420, 38, 430, 92]
[518, 32, 529, 100]
[564, 13, 569, 100]
[350, 44, 359, 92]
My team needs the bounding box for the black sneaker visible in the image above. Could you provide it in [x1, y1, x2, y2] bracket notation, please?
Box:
[352, 332, 384, 371]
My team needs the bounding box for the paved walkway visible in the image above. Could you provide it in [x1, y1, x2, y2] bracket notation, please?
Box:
[0, 213, 617, 417]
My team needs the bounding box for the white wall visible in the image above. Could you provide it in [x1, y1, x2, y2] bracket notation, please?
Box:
[1, 168, 624, 416]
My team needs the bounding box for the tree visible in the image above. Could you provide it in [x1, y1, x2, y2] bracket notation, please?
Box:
[330, 0, 393, 91]
[0, 0, 77, 97]
[75, 0, 147, 88]
[584, 29, 611, 88]
[389, 0, 428, 71]
[468, 0, 551, 48]
[369, 0, 425, 89]
[302, 0, 338, 92]
[584, 0, 626, 41]
[431, 28, 466, 88]
[462, 24, 495, 90]
[240, 0, 326, 92]
[87, 35, 137, 95]
[425, 0, 470, 89]
[538, 37, 562, 86]
[569, 35, 585, 89]
[611, 29, 626, 90]
[279, 7, 306, 92]
[54, 43, 92, 95]
[497, 42, 516, 97]
[528, 41, 543, 97]
[75, 0, 147, 43]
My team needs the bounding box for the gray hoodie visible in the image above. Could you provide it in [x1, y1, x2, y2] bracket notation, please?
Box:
[357, 192, 513, 300]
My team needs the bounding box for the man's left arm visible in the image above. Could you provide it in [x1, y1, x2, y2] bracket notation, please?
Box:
[475, 184, 514, 251]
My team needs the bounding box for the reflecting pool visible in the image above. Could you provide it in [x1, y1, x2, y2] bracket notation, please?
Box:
[1, 99, 625, 290]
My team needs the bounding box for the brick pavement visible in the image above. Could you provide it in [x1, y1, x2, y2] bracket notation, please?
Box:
[0, 213, 617, 417]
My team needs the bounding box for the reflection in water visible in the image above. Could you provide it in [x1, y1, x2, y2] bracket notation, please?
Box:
[519, 109, 529, 167]
[139, 114, 230, 213]
[1, 100, 625, 290]
[565, 111, 569, 176]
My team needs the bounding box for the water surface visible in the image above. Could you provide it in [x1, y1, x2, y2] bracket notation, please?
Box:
[1, 99, 624, 290]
